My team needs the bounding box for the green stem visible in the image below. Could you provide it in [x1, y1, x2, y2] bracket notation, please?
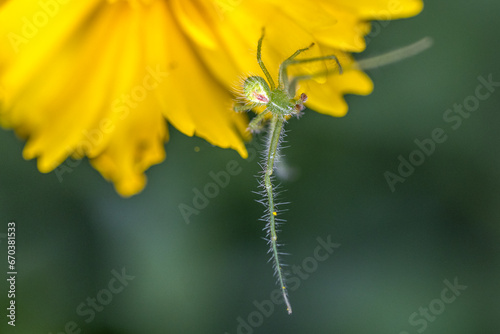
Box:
[264, 115, 292, 314]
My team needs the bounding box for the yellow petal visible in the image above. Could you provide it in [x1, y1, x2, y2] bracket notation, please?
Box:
[260, 0, 371, 52]
[18, 4, 143, 172]
[302, 51, 373, 117]
[90, 93, 168, 197]
[0, 0, 103, 90]
[327, 0, 423, 20]
[156, 3, 249, 158]
[319, 0, 424, 20]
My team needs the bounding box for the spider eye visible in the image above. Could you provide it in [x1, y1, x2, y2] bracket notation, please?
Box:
[243, 76, 271, 104]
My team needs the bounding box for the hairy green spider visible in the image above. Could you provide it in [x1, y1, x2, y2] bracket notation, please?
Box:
[234, 28, 342, 315]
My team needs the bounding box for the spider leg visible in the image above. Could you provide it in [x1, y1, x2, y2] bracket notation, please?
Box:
[281, 54, 343, 97]
[278, 43, 315, 93]
[234, 102, 262, 112]
[248, 109, 271, 133]
[257, 28, 276, 90]
[288, 74, 316, 98]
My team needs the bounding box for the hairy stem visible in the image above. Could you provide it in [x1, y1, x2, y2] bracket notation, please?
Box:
[264, 115, 292, 314]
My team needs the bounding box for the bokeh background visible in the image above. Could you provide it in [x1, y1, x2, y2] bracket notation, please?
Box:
[1, 1, 500, 333]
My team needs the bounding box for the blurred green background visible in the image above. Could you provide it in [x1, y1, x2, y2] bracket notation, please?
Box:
[1, 1, 500, 333]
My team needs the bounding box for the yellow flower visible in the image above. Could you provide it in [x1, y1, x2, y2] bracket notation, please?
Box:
[0, 0, 423, 196]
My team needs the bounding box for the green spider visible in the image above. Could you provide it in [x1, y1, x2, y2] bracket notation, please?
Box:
[234, 28, 343, 315]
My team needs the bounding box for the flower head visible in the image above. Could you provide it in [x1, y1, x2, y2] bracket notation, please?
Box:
[0, 0, 423, 196]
